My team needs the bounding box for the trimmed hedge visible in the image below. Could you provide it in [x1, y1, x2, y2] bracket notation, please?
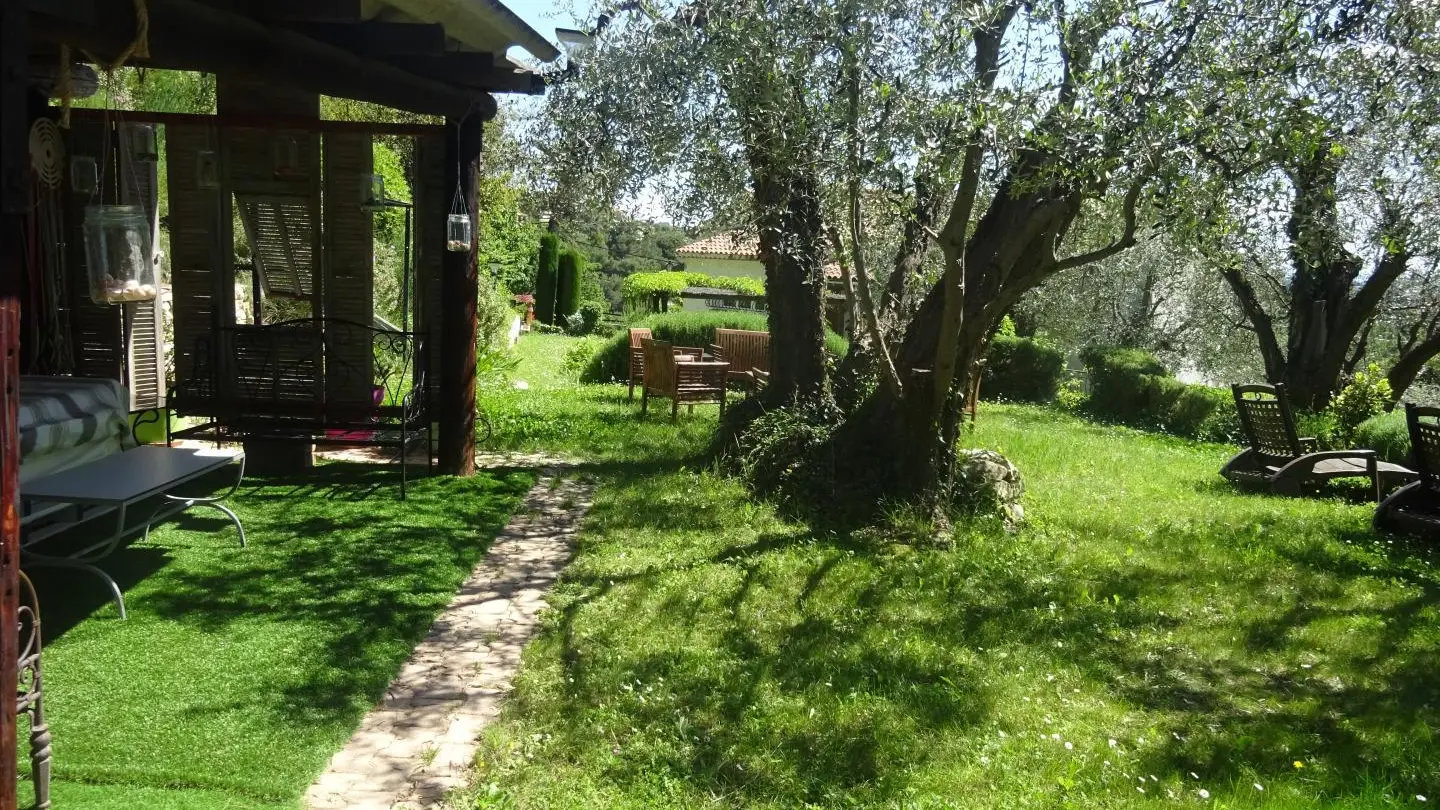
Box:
[581, 311, 849, 384]
[1081, 346, 1240, 443]
[535, 233, 560, 325]
[557, 249, 583, 324]
[981, 336, 1065, 403]
[1353, 410, 1411, 465]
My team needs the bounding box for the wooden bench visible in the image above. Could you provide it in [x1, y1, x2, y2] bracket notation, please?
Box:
[1222, 383, 1416, 499]
[708, 328, 770, 387]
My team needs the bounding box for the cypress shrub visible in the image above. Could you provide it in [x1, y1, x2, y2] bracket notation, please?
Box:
[582, 312, 849, 383]
[534, 233, 560, 325]
[982, 335, 1065, 403]
[556, 249, 583, 325]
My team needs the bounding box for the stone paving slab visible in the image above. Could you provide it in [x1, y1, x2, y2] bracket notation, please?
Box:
[305, 465, 593, 810]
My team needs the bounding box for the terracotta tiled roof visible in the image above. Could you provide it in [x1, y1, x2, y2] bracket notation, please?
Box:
[676, 230, 760, 260]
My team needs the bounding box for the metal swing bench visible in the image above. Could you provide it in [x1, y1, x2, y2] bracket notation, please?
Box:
[166, 318, 431, 497]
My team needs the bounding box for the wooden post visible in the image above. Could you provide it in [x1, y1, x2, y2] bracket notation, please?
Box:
[1, 0, 27, 804]
[437, 106, 488, 476]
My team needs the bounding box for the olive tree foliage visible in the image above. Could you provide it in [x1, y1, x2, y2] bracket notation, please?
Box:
[1167, 0, 1440, 411]
[535, 0, 1352, 505]
[1015, 230, 1264, 381]
[531, 0, 839, 405]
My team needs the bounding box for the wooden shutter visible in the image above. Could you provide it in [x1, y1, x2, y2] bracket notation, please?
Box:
[166, 123, 232, 392]
[118, 124, 166, 410]
[236, 194, 318, 299]
[414, 132, 445, 403]
[225, 127, 322, 314]
[322, 133, 374, 406]
[64, 119, 123, 381]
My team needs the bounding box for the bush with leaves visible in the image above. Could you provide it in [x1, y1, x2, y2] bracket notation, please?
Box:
[731, 403, 842, 518]
[982, 336, 1065, 403]
[1322, 364, 1394, 447]
[1352, 410, 1412, 464]
[1081, 346, 1239, 442]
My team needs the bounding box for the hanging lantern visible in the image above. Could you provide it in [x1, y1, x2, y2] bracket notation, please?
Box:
[447, 213, 473, 252]
[83, 205, 158, 305]
[273, 135, 301, 178]
[130, 124, 158, 162]
[361, 173, 386, 211]
[70, 155, 97, 194]
[196, 150, 220, 190]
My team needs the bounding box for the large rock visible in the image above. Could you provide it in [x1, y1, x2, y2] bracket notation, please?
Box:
[954, 449, 1024, 526]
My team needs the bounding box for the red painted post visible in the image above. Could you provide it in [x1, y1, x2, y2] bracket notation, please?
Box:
[0, 0, 27, 804]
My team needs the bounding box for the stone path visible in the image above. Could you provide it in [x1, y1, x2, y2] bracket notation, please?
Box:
[306, 465, 593, 810]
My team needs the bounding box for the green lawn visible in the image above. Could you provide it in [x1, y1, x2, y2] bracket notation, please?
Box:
[25, 464, 534, 809]
[463, 333, 1439, 809]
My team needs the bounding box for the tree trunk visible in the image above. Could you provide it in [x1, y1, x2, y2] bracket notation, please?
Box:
[752, 159, 830, 406]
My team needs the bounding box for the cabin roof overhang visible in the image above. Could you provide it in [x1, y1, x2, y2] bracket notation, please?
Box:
[25, 0, 560, 119]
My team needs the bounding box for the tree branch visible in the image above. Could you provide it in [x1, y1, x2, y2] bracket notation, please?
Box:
[1051, 175, 1147, 272]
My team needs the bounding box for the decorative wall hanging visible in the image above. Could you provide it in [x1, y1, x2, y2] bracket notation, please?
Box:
[70, 155, 97, 194]
[28, 119, 64, 188]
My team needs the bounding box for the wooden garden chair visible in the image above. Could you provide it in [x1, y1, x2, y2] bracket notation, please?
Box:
[1374, 404, 1440, 539]
[708, 328, 770, 387]
[640, 339, 729, 421]
[627, 327, 653, 401]
[1221, 383, 1416, 500]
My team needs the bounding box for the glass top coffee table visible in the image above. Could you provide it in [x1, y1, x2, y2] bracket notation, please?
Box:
[21, 446, 247, 619]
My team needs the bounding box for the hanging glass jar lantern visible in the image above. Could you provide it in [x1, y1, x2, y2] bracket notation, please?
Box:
[71, 155, 97, 194]
[83, 205, 157, 304]
[130, 124, 158, 162]
[447, 213, 473, 252]
[273, 135, 301, 178]
[196, 150, 220, 190]
[361, 173, 386, 211]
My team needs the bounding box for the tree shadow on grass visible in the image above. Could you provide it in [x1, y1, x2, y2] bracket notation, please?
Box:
[43, 462, 534, 735]
[1012, 517, 1440, 798]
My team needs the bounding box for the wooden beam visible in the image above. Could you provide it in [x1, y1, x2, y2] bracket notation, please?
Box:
[438, 111, 485, 477]
[25, 0, 94, 25]
[28, 0, 485, 117]
[258, 0, 361, 23]
[67, 107, 446, 136]
[388, 53, 546, 95]
[299, 21, 447, 56]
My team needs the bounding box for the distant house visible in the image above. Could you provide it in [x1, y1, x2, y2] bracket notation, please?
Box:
[675, 231, 847, 329]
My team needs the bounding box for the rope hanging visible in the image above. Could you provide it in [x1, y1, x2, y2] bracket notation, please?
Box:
[59, 0, 150, 129]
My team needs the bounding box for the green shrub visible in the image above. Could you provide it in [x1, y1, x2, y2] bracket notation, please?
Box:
[982, 335, 1065, 403]
[1081, 346, 1237, 441]
[535, 233, 560, 325]
[581, 311, 849, 383]
[1353, 410, 1411, 464]
[733, 403, 840, 516]
[560, 336, 607, 380]
[557, 250, 583, 327]
[1324, 363, 1393, 447]
[1056, 378, 1087, 412]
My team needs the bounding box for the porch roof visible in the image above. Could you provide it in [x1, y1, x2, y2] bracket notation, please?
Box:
[26, 0, 562, 118]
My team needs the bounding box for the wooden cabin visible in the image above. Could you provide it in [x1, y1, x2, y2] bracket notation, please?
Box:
[0, 1, 562, 803]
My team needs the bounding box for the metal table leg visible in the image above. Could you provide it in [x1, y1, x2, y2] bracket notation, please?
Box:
[141, 455, 248, 547]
